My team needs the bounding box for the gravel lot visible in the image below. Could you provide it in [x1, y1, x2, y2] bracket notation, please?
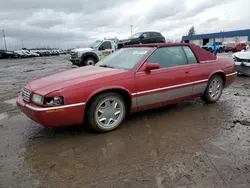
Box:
[0, 54, 249, 188]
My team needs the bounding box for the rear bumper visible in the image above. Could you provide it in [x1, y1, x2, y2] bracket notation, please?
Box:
[16, 95, 86, 127]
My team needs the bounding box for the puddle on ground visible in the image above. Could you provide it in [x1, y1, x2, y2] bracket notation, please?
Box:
[4, 98, 17, 106]
[0, 113, 8, 121]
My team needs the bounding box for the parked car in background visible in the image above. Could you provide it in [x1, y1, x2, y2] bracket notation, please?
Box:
[50, 50, 59, 56]
[224, 42, 236, 52]
[232, 47, 250, 76]
[39, 51, 50, 56]
[17, 43, 236, 133]
[231, 43, 249, 52]
[0, 50, 18, 59]
[29, 52, 40, 57]
[22, 50, 34, 57]
[60, 50, 67, 54]
[14, 50, 27, 58]
[118, 31, 166, 49]
[0, 50, 15, 59]
[22, 50, 38, 57]
[201, 42, 225, 53]
[70, 40, 118, 66]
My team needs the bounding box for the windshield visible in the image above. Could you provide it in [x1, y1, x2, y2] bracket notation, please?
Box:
[129, 32, 143, 39]
[89, 40, 102, 49]
[96, 47, 152, 70]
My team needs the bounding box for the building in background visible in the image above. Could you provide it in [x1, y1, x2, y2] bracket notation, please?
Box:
[182, 29, 250, 46]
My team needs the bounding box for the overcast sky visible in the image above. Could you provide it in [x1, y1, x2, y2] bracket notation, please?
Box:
[0, 0, 249, 50]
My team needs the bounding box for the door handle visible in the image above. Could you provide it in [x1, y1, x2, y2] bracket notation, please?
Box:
[185, 71, 190, 74]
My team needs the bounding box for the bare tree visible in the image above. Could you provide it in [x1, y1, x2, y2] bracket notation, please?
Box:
[188, 26, 196, 36]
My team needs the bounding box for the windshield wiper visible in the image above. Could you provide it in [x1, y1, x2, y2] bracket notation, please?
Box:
[99, 64, 115, 68]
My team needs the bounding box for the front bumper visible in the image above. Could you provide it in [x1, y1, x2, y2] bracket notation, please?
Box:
[70, 57, 81, 65]
[235, 62, 250, 76]
[16, 94, 86, 127]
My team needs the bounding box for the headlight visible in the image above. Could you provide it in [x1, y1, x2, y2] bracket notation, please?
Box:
[32, 94, 44, 105]
[45, 96, 64, 105]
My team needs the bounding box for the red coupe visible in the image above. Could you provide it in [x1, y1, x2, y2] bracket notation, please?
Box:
[17, 43, 237, 132]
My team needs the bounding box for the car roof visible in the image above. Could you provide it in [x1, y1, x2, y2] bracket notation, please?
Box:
[124, 43, 193, 48]
[125, 43, 217, 62]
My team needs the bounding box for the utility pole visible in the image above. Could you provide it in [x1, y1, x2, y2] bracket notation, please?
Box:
[2, 30, 7, 51]
[130, 25, 133, 36]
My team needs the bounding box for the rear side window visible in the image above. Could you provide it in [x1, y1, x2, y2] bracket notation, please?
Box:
[182, 46, 198, 64]
[147, 46, 188, 68]
[156, 32, 162, 36]
[149, 32, 156, 37]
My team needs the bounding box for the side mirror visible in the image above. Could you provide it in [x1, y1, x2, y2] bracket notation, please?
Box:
[99, 46, 104, 51]
[145, 63, 160, 71]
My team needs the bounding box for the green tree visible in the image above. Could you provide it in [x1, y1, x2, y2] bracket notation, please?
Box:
[188, 26, 196, 36]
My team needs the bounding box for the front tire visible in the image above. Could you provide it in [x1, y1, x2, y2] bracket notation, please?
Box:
[201, 75, 223, 103]
[82, 57, 96, 66]
[86, 92, 127, 133]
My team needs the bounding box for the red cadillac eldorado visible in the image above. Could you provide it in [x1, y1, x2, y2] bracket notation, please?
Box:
[17, 43, 237, 132]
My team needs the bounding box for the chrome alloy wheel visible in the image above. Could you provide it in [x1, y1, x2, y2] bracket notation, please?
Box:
[94, 97, 125, 130]
[208, 77, 223, 100]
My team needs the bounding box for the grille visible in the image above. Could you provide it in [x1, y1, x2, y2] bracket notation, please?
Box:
[22, 89, 31, 102]
[70, 52, 78, 58]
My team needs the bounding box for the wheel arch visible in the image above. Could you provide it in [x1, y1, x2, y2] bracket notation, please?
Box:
[81, 52, 99, 63]
[85, 86, 133, 117]
[208, 71, 226, 86]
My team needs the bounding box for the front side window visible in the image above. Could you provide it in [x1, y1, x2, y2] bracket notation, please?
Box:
[147, 47, 188, 68]
[182, 46, 198, 64]
[96, 47, 152, 70]
[141, 33, 149, 38]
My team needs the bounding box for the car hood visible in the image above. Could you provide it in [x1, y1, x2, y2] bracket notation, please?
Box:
[233, 51, 250, 59]
[25, 66, 127, 95]
[72, 47, 94, 53]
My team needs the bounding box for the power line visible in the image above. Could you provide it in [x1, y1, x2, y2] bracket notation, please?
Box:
[2, 30, 7, 51]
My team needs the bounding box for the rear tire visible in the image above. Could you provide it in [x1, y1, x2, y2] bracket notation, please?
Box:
[201, 75, 223, 103]
[86, 92, 127, 133]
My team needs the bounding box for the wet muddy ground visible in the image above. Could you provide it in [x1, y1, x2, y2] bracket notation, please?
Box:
[0, 54, 249, 188]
